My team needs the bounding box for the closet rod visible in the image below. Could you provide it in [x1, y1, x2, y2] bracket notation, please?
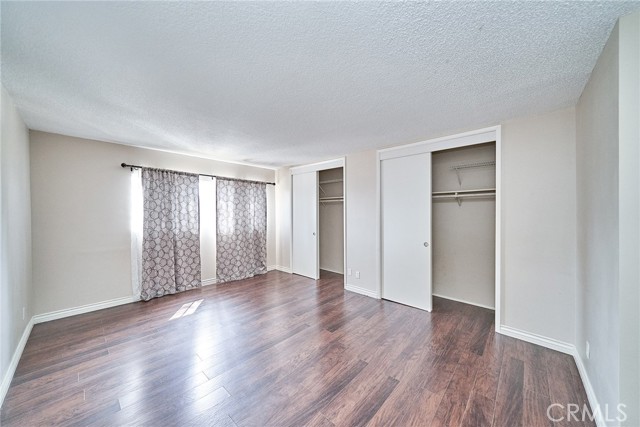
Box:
[432, 193, 495, 199]
[432, 188, 496, 196]
[120, 163, 276, 186]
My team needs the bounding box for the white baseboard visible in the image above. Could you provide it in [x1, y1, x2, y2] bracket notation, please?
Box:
[319, 267, 344, 275]
[1, 318, 34, 408]
[32, 296, 138, 324]
[1, 293, 604, 427]
[2, 295, 137, 408]
[498, 326, 606, 425]
[499, 325, 574, 355]
[275, 265, 292, 274]
[204, 267, 278, 284]
[572, 349, 605, 427]
[499, 326, 604, 426]
[345, 284, 380, 299]
[432, 293, 495, 310]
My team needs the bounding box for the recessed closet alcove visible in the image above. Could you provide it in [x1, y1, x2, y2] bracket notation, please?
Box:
[432, 142, 496, 309]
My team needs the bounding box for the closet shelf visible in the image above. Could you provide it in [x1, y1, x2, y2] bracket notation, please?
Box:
[450, 161, 496, 171]
[432, 188, 495, 206]
[319, 179, 343, 185]
[450, 160, 496, 185]
[320, 196, 344, 205]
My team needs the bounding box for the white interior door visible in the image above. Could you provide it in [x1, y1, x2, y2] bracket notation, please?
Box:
[381, 153, 432, 311]
[292, 171, 319, 279]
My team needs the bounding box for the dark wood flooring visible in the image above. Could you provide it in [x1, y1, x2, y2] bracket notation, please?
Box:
[1, 270, 593, 426]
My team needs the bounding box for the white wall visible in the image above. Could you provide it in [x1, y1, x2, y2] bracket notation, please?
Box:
[30, 131, 276, 315]
[432, 143, 496, 308]
[617, 12, 639, 425]
[275, 154, 376, 289]
[276, 168, 291, 272]
[1, 86, 33, 402]
[319, 168, 344, 274]
[576, 13, 640, 426]
[576, 21, 620, 417]
[275, 167, 292, 271]
[501, 108, 577, 344]
[344, 150, 378, 292]
[277, 109, 578, 345]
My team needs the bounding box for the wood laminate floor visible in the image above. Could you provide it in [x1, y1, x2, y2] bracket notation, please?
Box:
[1, 271, 593, 427]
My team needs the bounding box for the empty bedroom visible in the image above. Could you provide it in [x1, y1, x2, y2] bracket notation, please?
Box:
[1, 2, 639, 426]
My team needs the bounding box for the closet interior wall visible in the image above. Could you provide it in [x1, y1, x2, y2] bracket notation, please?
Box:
[319, 168, 344, 274]
[432, 142, 496, 308]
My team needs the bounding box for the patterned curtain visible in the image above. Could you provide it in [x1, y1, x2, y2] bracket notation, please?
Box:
[216, 178, 267, 283]
[141, 168, 201, 301]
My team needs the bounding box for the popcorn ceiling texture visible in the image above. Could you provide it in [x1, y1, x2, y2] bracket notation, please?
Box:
[1, 2, 638, 167]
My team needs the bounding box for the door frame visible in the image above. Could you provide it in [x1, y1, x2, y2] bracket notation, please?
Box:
[290, 157, 346, 287]
[376, 126, 502, 332]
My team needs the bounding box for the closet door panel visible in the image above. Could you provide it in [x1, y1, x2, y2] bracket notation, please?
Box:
[381, 153, 432, 311]
[292, 171, 319, 279]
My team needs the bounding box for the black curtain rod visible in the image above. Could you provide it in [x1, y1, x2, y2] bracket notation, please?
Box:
[120, 163, 276, 186]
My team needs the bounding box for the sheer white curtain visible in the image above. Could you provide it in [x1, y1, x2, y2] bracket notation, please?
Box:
[130, 168, 143, 300]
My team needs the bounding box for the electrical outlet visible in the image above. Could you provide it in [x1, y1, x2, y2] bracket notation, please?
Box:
[22, 307, 25, 320]
[586, 341, 590, 359]
[347, 268, 352, 276]
[355, 271, 360, 279]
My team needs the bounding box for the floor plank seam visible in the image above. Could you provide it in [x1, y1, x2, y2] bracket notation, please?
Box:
[1, 271, 595, 427]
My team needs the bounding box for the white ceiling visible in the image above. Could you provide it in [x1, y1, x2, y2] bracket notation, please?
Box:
[2, 1, 638, 168]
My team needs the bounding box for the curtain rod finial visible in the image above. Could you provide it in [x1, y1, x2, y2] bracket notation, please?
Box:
[121, 163, 127, 168]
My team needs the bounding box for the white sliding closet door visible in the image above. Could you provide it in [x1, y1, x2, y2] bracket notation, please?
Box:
[292, 171, 319, 279]
[381, 153, 432, 311]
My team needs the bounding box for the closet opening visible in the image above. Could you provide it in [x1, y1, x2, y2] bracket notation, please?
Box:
[319, 167, 344, 279]
[378, 126, 501, 329]
[291, 157, 346, 285]
[432, 142, 496, 310]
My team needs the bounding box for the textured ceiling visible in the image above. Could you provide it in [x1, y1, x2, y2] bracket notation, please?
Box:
[2, 1, 638, 168]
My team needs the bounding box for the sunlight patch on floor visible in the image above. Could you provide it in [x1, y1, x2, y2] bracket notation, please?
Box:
[170, 299, 203, 320]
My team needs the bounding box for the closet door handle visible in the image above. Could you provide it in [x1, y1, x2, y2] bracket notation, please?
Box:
[313, 232, 316, 236]
[423, 242, 429, 247]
